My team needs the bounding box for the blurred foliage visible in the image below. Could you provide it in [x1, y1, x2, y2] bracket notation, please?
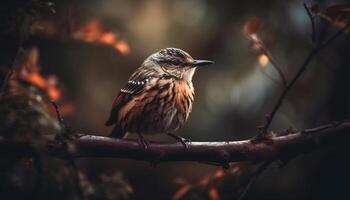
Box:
[79, 170, 133, 200]
[0, 47, 61, 145]
[173, 162, 257, 200]
[0, 46, 133, 200]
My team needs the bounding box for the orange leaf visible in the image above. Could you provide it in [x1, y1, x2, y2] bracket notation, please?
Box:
[114, 41, 130, 55]
[258, 54, 269, 67]
[174, 178, 188, 186]
[25, 73, 48, 89]
[199, 176, 210, 187]
[173, 185, 191, 200]
[214, 170, 225, 179]
[58, 103, 75, 117]
[47, 86, 61, 101]
[73, 19, 130, 54]
[243, 17, 263, 37]
[318, 12, 350, 33]
[208, 187, 220, 200]
[325, 4, 350, 15]
[99, 32, 117, 44]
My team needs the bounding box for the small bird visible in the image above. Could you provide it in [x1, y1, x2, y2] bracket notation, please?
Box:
[105, 48, 214, 149]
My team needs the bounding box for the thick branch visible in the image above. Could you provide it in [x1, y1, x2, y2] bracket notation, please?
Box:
[0, 120, 349, 165]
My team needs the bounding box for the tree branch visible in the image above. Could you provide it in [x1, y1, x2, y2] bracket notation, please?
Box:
[252, 37, 287, 88]
[0, 120, 349, 166]
[303, 3, 316, 45]
[238, 161, 272, 200]
[258, 18, 350, 139]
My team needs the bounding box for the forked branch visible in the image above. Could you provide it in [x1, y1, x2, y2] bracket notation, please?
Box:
[257, 6, 350, 139]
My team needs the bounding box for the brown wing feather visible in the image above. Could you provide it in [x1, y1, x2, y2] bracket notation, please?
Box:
[105, 70, 155, 126]
[105, 92, 130, 126]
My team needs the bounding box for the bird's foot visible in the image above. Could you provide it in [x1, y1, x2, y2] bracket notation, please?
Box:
[137, 133, 150, 149]
[167, 133, 191, 150]
[178, 137, 191, 150]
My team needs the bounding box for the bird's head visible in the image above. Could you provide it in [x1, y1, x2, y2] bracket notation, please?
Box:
[142, 48, 214, 81]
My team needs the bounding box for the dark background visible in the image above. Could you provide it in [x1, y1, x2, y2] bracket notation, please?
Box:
[1, 0, 350, 199]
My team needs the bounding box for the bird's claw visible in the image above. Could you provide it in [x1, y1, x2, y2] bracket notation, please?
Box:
[138, 137, 150, 149]
[179, 138, 191, 150]
[167, 133, 191, 150]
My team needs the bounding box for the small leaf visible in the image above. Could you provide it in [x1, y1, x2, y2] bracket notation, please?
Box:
[325, 4, 350, 15]
[214, 170, 225, 179]
[208, 187, 220, 200]
[174, 178, 188, 186]
[258, 54, 269, 67]
[313, 4, 350, 33]
[73, 20, 130, 55]
[199, 176, 211, 187]
[318, 12, 350, 33]
[173, 185, 191, 200]
[243, 17, 263, 37]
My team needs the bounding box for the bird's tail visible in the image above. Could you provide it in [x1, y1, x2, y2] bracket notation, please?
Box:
[109, 125, 127, 138]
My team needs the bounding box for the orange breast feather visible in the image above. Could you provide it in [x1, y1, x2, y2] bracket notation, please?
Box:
[174, 80, 194, 113]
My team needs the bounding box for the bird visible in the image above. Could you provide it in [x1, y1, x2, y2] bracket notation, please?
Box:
[105, 47, 214, 149]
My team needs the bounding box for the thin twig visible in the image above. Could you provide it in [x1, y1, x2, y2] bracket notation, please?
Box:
[255, 39, 288, 88]
[303, 3, 316, 45]
[260, 68, 284, 89]
[0, 48, 23, 96]
[51, 101, 74, 135]
[67, 158, 85, 200]
[258, 49, 316, 137]
[257, 18, 350, 140]
[0, 70, 14, 96]
[319, 20, 350, 49]
[51, 101, 64, 125]
[238, 161, 273, 200]
[52, 102, 84, 199]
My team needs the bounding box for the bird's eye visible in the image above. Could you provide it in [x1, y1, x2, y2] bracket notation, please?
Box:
[170, 60, 181, 66]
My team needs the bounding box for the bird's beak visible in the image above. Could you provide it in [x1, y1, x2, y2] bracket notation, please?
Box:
[192, 59, 215, 67]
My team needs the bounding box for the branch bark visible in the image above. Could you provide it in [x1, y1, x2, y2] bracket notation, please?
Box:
[0, 120, 349, 166]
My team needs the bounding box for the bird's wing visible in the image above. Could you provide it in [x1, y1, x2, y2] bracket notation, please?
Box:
[105, 71, 155, 126]
[119, 78, 152, 95]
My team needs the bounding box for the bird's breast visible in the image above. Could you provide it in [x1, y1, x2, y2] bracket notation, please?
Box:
[173, 79, 194, 114]
[117, 77, 195, 134]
